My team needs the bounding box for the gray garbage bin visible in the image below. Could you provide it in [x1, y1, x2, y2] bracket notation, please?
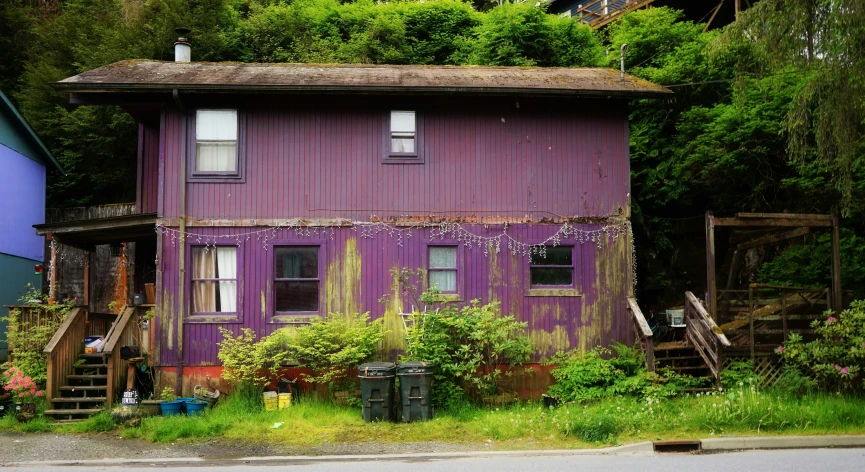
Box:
[357, 362, 396, 422]
[397, 361, 434, 422]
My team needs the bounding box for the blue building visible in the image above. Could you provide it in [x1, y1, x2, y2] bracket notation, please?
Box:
[0, 90, 63, 362]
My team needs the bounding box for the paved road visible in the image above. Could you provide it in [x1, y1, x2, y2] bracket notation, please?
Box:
[5, 449, 865, 472]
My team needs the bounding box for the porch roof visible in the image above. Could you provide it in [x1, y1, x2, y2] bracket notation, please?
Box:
[34, 213, 157, 250]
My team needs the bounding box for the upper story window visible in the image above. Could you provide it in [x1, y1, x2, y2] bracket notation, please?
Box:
[530, 246, 574, 287]
[428, 246, 457, 293]
[384, 110, 423, 164]
[190, 246, 240, 320]
[190, 109, 243, 181]
[274, 246, 320, 315]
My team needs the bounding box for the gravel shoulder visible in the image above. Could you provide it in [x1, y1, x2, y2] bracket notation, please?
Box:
[0, 433, 483, 462]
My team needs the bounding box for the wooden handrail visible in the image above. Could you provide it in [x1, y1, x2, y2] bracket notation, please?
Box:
[685, 292, 730, 385]
[43, 307, 88, 402]
[104, 306, 140, 404]
[626, 297, 654, 373]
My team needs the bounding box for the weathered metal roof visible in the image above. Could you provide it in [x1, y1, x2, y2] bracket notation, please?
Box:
[54, 60, 671, 98]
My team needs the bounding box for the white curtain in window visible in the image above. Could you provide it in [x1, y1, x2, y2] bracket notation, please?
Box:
[430, 271, 456, 292]
[192, 248, 216, 313]
[391, 111, 416, 153]
[216, 247, 237, 312]
[196, 110, 237, 172]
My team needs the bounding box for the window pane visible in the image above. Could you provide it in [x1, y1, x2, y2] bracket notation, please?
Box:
[531, 268, 573, 286]
[192, 247, 216, 279]
[275, 281, 319, 312]
[215, 247, 237, 279]
[429, 246, 456, 269]
[429, 270, 456, 292]
[275, 247, 318, 279]
[197, 110, 237, 140]
[533, 246, 572, 266]
[196, 142, 237, 171]
[192, 280, 217, 312]
[391, 137, 415, 153]
[390, 111, 415, 133]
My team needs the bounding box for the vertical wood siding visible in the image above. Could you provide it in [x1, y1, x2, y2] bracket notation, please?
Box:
[154, 224, 632, 367]
[160, 97, 630, 221]
[139, 126, 159, 214]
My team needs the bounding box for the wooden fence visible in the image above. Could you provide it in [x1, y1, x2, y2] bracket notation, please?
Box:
[685, 292, 731, 384]
[42, 307, 88, 402]
[626, 297, 655, 372]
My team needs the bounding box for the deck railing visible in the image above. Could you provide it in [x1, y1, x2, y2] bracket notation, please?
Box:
[42, 307, 88, 402]
[684, 292, 731, 384]
[103, 306, 142, 404]
[626, 297, 655, 372]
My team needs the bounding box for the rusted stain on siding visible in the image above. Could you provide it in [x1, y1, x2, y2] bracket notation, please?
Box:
[487, 244, 502, 304]
[325, 238, 362, 318]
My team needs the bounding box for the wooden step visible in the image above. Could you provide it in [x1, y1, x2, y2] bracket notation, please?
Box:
[79, 353, 105, 359]
[44, 408, 103, 416]
[654, 341, 693, 351]
[60, 386, 107, 393]
[67, 374, 108, 381]
[74, 364, 108, 370]
[669, 365, 710, 371]
[51, 397, 107, 403]
[657, 355, 702, 361]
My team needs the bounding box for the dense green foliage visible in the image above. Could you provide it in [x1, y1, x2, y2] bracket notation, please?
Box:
[778, 301, 865, 392]
[546, 343, 706, 402]
[403, 297, 533, 407]
[1, 1, 863, 305]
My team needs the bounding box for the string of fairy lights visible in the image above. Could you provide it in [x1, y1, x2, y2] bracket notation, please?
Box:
[46, 220, 638, 290]
[153, 220, 638, 287]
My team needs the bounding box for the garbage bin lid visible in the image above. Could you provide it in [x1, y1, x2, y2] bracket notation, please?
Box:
[357, 362, 396, 377]
[397, 361, 434, 374]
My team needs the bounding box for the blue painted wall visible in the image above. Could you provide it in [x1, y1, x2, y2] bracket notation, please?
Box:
[0, 253, 42, 361]
[0, 144, 46, 261]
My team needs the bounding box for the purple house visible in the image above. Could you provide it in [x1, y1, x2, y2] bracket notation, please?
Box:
[41, 39, 670, 399]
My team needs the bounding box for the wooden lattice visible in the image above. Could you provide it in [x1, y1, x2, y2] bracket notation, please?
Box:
[724, 356, 785, 388]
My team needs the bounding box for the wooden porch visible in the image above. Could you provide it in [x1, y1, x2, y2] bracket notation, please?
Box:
[6, 304, 152, 420]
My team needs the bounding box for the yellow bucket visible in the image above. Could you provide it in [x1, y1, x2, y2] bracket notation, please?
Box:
[278, 393, 292, 410]
[263, 391, 278, 411]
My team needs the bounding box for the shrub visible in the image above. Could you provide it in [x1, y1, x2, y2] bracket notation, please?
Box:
[217, 328, 277, 391]
[547, 343, 707, 402]
[403, 296, 533, 408]
[773, 365, 817, 396]
[720, 360, 763, 389]
[562, 413, 623, 443]
[778, 300, 865, 392]
[2, 285, 77, 384]
[268, 312, 387, 390]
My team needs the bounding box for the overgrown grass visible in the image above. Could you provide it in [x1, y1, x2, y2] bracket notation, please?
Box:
[3, 388, 865, 449]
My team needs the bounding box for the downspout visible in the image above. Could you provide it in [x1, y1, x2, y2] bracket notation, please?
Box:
[175, 88, 186, 395]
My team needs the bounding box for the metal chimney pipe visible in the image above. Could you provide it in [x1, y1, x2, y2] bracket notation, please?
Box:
[620, 44, 628, 82]
[174, 27, 191, 63]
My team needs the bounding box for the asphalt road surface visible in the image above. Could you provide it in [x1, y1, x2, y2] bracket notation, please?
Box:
[4, 448, 865, 472]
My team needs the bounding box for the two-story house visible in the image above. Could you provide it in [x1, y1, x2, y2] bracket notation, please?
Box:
[39, 34, 669, 404]
[0, 90, 63, 362]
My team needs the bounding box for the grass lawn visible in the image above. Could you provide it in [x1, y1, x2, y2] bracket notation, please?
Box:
[2, 387, 865, 450]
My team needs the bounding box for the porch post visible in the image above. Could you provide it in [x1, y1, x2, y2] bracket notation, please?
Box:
[48, 233, 58, 302]
[705, 212, 717, 322]
[83, 251, 91, 308]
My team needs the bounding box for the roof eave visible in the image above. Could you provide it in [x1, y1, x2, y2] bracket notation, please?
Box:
[0, 90, 65, 175]
[52, 82, 671, 99]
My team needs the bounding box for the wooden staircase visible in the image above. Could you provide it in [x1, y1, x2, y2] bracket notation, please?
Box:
[628, 292, 731, 386]
[45, 353, 108, 421]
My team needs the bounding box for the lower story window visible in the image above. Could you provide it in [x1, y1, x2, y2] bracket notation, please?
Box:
[274, 246, 320, 313]
[191, 246, 238, 314]
[530, 246, 574, 287]
[428, 246, 457, 293]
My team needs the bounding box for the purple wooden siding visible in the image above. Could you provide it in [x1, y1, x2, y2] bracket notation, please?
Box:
[153, 224, 632, 367]
[137, 125, 159, 214]
[0, 145, 46, 261]
[159, 98, 630, 221]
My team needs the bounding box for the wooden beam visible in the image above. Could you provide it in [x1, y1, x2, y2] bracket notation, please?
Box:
[831, 214, 843, 312]
[736, 227, 814, 251]
[706, 212, 717, 322]
[712, 217, 832, 227]
[83, 252, 91, 308]
[735, 212, 832, 220]
[704, 0, 726, 32]
[48, 234, 57, 302]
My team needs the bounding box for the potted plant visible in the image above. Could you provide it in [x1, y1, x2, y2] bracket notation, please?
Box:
[2, 367, 43, 422]
[158, 387, 182, 416]
[139, 393, 162, 416]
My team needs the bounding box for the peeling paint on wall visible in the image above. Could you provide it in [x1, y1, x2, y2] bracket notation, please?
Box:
[326, 238, 362, 318]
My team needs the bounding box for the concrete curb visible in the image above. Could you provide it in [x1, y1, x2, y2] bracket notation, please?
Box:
[4, 436, 864, 467]
[700, 435, 865, 451]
